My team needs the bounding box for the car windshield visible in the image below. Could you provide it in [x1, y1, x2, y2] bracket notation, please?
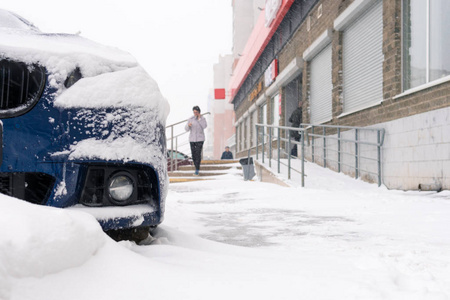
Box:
[0, 10, 39, 31]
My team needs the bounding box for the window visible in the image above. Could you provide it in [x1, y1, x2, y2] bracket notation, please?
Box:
[271, 93, 281, 138]
[251, 110, 257, 147]
[239, 124, 244, 152]
[246, 116, 251, 150]
[260, 103, 268, 142]
[0, 60, 46, 118]
[403, 0, 450, 90]
[342, 0, 383, 113]
[310, 44, 332, 124]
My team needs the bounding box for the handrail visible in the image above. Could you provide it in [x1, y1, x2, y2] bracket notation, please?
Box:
[254, 122, 385, 187]
[165, 112, 210, 171]
[302, 123, 386, 146]
[255, 123, 306, 187]
[166, 112, 211, 128]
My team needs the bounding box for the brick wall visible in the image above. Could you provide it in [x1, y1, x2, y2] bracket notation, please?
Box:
[234, 0, 450, 190]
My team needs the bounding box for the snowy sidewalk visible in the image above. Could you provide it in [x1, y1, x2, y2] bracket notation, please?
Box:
[1, 161, 449, 299]
[164, 162, 450, 298]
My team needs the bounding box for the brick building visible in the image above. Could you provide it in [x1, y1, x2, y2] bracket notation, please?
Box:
[229, 0, 449, 190]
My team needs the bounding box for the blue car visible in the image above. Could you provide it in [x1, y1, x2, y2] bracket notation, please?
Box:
[0, 10, 169, 241]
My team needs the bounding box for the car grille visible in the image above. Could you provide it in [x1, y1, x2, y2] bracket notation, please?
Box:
[0, 172, 56, 205]
[0, 60, 46, 118]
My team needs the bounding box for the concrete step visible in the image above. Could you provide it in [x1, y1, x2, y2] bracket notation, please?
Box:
[178, 165, 234, 171]
[168, 171, 227, 177]
[169, 177, 209, 183]
[168, 160, 241, 183]
[200, 160, 239, 165]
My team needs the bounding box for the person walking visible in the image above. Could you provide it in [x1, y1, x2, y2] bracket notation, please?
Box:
[185, 106, 207, 175]
[221, 146, 233, 159]
[289, 101, 303, 157]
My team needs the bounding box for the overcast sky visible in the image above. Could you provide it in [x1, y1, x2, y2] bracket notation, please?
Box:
[3, 0, 232, 125]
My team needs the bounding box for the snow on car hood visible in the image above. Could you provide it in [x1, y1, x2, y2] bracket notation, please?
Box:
[0, 9, 169, 122]
[54, 66, 169, 121]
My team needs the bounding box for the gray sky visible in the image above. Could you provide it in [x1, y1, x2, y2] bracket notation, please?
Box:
[3, 0, 232, 125]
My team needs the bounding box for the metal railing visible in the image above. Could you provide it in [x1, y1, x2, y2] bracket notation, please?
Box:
[166, 112, 210, 171]
[256, 124, 307, 187]
[304, 124, 385, 186]
[254, 123, 385, 187]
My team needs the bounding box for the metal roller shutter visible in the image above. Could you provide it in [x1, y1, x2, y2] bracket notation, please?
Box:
[310, 44, 332, 124]
[343, 0, 383, 113]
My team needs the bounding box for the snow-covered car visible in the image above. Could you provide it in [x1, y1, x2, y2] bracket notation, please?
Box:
[0, 10, 170, 241]
[167, 150, 192, 171]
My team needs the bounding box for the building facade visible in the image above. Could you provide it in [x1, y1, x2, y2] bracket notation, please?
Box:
[208, 0, 266, 159]
[230, 0, 450, 190]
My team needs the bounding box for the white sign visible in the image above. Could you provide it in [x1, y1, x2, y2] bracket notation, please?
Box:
[265, 0, 282, 27]
[264, 59, 278, 87]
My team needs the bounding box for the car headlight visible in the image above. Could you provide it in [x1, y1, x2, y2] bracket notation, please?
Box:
[108, 173, 134, 204]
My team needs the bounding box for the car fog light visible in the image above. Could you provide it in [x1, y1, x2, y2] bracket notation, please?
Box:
[108, 174, 134, 203]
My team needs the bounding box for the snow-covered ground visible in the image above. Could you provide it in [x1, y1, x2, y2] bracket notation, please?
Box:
[1, 161, 449, 299]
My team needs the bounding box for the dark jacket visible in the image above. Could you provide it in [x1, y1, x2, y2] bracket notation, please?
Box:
[221, 151, 233, 160]
[289, 107, 302, 140]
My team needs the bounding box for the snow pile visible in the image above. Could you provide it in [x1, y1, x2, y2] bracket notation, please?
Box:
[62, 136, 164, 163]
[1, 161, 450, 299]
[0, 25, 136, 92]
[0, 195, 106, 279]
[55, 66, 169, 120]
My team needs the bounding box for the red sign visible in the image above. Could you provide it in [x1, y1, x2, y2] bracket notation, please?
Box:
[214, 89, 226, 99]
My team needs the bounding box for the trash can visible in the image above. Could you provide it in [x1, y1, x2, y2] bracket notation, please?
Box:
[239, 157, 255, 181]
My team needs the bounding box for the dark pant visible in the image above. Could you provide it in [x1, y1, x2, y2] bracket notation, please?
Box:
[290, 135, 301, 157]
[190, 141, 204, 171]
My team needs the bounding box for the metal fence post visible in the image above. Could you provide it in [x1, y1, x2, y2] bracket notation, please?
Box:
[175, 136, 179, 171]
[262, 125, 265, 164]
[323, 127, 326, 168]
[355, 129, 359, 179]
[269, 127, 272, 168]
[311, 126, 315, 163]
[288, 130, 291, 180]
[377, 130, 381, 187]
[301, 129, 305, 187]
[256, 125, 259, 161]
[277, 127, 281, 173]
[337, 128, 341, 173]
[170, 126, 174, 171]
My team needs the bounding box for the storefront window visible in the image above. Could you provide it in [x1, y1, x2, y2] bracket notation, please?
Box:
[271, 93, 280, 138]
[251, 110, 257, 147]
[429, 1, 450, 82]
[403, 0, 450, 90]
[261, 103, 268, 142]
[244, 117, 248, 150]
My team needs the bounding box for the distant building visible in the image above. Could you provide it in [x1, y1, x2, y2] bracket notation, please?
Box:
[208, 0, 265, 159]
[226, 0, 449, 190]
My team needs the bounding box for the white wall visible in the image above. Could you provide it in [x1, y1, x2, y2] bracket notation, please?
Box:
[382, 106, 450, 191]
[302, 106, 450, 190]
